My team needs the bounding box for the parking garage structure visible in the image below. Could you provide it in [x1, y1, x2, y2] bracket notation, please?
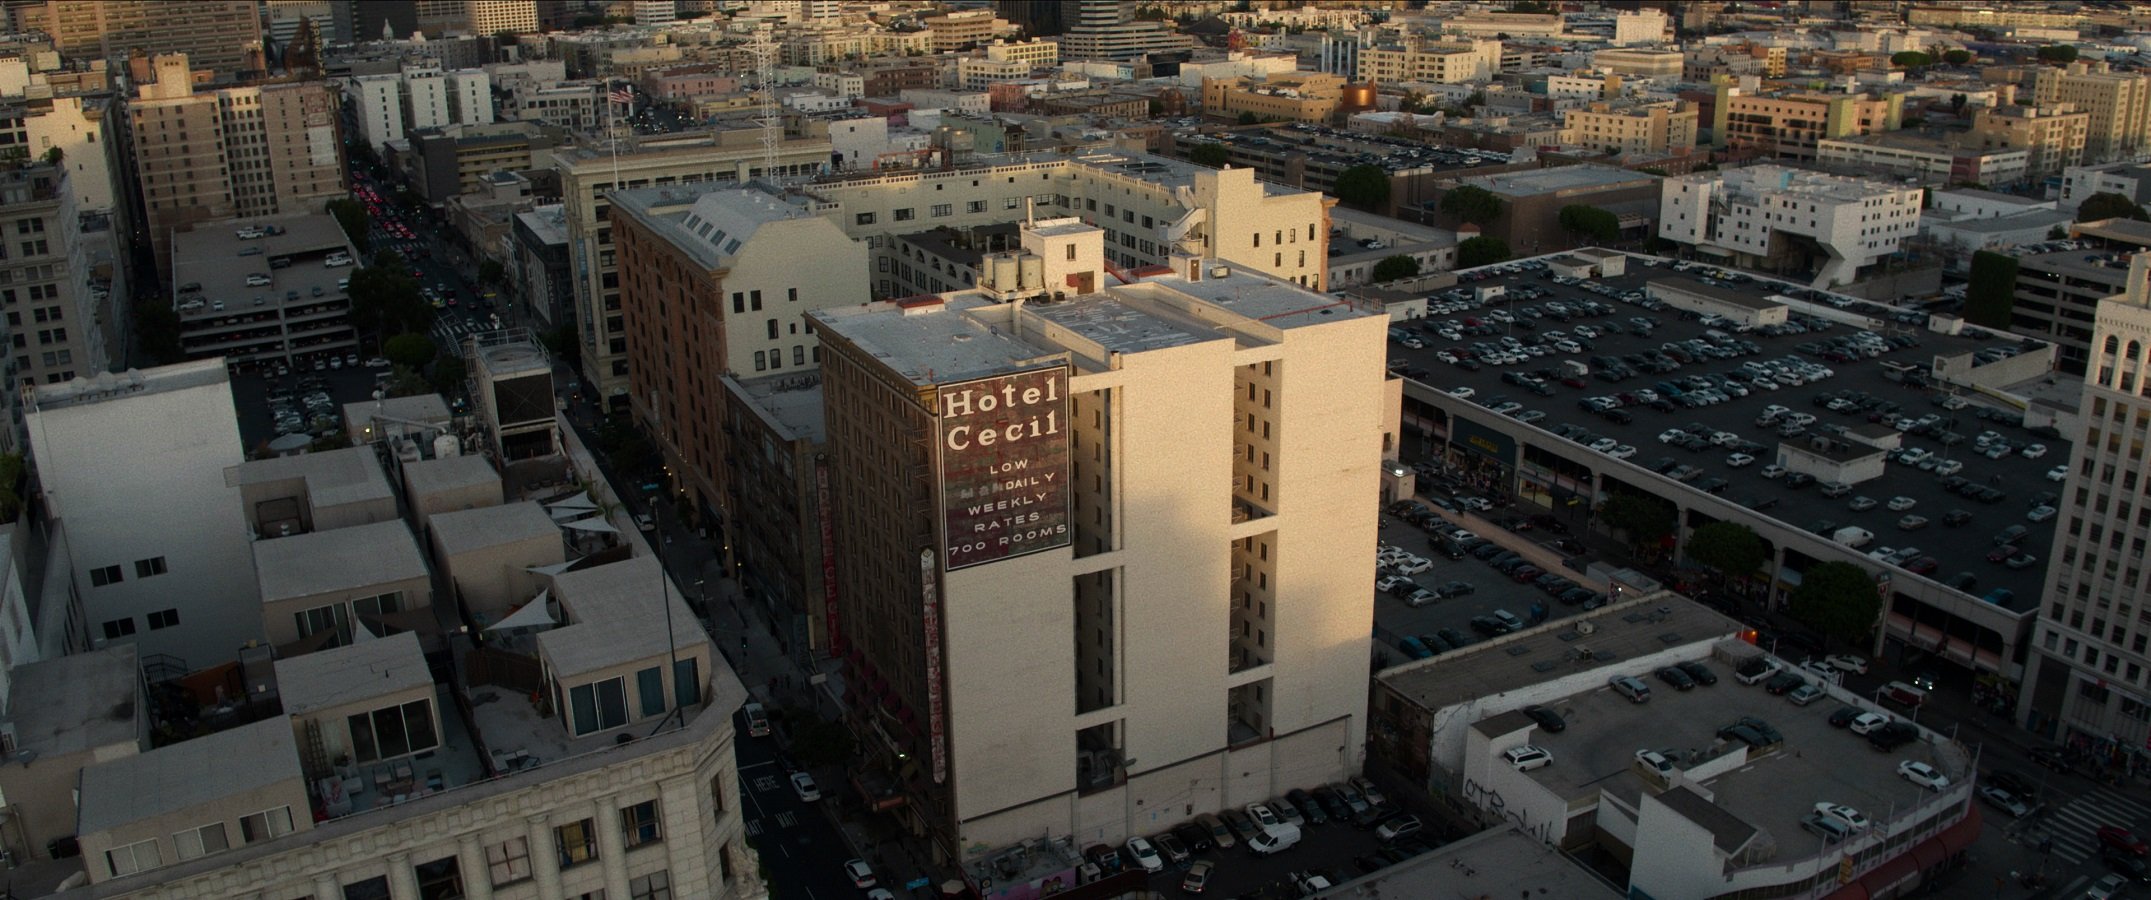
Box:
[1391, 251, 2069, 680]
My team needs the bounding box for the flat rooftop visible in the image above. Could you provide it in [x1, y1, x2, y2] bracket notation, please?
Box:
[1380, 592, 1745, 711]
[811, 294, 1067, 387]
[1649, 276, 1789, 312]
[275, 631, 433, 717]
[77, 717, 301, 836]
[727, 372, 828, 443]
[429, 501, 561, 557]
[1391, 255, 2067, 607]
[343, 393, 452, 433]
[169, 213, 355, 320]
[539, 556, 708, 679]
[255, 519, 430, 605]
[403, 454, 502, 499]
[1126, 260, 1378, 330]
[608, 182, 816, 270]
[1456, 163, 1656, 197]
[26, 361, 227, 413]
[1508, 657, 1962, 862]
[1327, 825, 1624, 898]
[516, 204, 570, 246]
[3, 645, 137, 756]
[1027, 292, 1215, 356]
[226, 445, 395, 510]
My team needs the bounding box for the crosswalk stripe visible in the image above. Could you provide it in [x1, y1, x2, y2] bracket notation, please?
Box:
[775, 811, 796, 828]
[745, 819, 763, 836]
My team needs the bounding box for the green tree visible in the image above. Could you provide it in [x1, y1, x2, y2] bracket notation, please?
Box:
[1188, 142, 1230, 168]
[40, 146, 61, 165]
[1890, 51, 1932, 68]
[1557, 204, 1620, 243]
[326, 198, 371, 253]
[383, 364, 430, 398]
[1236, 110, 1260, 125]
[1599, 491, 1677, 549]
[384, 333, 437, 370]
[1332, 164, 1391, 211]
[347, 249, 433, 337]
[1370, 255, 1420, 282]
[1950, 93, 1968, 114]
[1787, 561, 1883, 648]
[2048, 225, 2070, 239]
[1439, 184, 1505, 226]
[478, 258, 505, 287]
[2036, 44, 2080, 64]
[1943, 49, 1973, 66]
[1456, 235, 1511, 269]
[2077, 191, 2149, 223]
[1964, 250, 2020, 328]
[1687, 522, 1765, 583]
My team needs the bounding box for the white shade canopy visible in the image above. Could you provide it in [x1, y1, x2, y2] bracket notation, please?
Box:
[563, 517, 619, 535]
[487, 590, 556, 631]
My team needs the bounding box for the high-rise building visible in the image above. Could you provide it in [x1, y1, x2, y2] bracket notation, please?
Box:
[1711, 83, 1903, 159]
[0, 90, 122, 216]
[632, 0, 675, 26]
[1969, 103, 2090, 178]
[0, 163, 114, 396]
[264, 0, 338, 49]
[467, 0, 540, 35]
[1052, 0, 1191, 60]
[809, 217, 1388, 856]
[334, 0, 420, 43]
[2018, 252, 2151, 751]
[23, 360, 261, 662]
[124, 53, 345, 279]
[2033, 61, 2151, 164]
[17, 1, 262, 77]
[997, 0, 1069, 37]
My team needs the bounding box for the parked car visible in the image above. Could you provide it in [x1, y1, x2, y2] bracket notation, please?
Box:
[1978, 786, 2032, 818]
[1375, 815, 1423, 842]
[1897, 760, 1950, 790]
[1522, 705, 1566, 732]
[1181, 860, 1215, 893]
[1124, 836, 1164, 873]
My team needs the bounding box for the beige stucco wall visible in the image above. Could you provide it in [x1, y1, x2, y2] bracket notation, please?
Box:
[79, 775, 314, 884]
[293, 682, 442, 771]
[437, 532, 563, 622]
[410, 480, 505, 524]
[263, 573, 433, 649]
[545, 640, 717, 739]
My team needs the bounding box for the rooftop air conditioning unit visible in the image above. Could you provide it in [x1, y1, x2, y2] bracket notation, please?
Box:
[1210, 265, 1230, 278]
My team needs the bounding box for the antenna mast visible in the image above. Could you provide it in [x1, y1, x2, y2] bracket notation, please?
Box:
[753, 25, 778, 179]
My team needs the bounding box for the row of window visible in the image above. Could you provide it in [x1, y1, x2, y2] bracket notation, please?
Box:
[107, 805, 293, 877]
[88, 556, 168, 587]
[100, 606, 180, 640]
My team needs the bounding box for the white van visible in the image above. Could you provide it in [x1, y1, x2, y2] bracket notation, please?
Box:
[1248, 822, 1302, 855]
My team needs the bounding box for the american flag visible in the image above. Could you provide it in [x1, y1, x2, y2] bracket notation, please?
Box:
[609, 87, 633, 105]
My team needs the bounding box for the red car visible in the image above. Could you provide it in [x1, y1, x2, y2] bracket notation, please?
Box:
[2101, 826, 2150, 857]
[1904, 556, 1940, 575]
[1986, 545, 2018, 563]
[1509, 565, 1543, 583]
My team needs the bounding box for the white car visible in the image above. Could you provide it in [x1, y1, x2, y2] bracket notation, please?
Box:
[1887, 496, 1917, 512]
[1589, 438, 1619, 453]
[1761, 464, 1788, 479]
[1726, 453, 1756, 468]
[1897, 760, 1949, 790]
[1658, 429, 1687, 444]
[1848, 712, 1890, 735]
[2048, 464, 2068, 482]
[2021, 443, 2047, 459]
[1934, 459, 1963, 476]
[1610, 444, 1637, 460]
[1448, 386, 1475, 399]
[1503, 745, 1553, 771]
[1124, 836, 1164, 873]
[1635, 749, 1674, 776]
[844, 858, 877, 889]
[1393, 556, 1433, 575]
[1814, 802, 1871, 831]
[2028, 505, 2057, 523]
[1824, 654, 1868, 674]
[1246, 803, 1281, 828]
[790, 771, 821, 802]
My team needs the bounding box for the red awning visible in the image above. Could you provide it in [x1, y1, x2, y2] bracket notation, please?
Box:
[1936, 804, 1982, 856]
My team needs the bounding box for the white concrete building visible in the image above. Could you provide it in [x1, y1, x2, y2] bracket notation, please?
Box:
[2057, 160, 2151, 210]
[405, 66, 452, 131]
[811, 217, 1394, 873]
[1612, 9, 1669, 45]
[349, 74, 405, 150]
[825, 114, 888, 170]
[1658, 165, 1924, 287]
[346, 66, 496, 153]
[23, 361, 260, 664]
[2019, 253, 2151, 752]
[898, 88, 990, 116]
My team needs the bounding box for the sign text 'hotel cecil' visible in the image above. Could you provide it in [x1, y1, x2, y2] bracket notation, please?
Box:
[937, 367, 1072, 570]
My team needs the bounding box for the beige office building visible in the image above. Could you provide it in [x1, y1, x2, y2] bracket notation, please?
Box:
[2033, 62, 2151, 163]
[810, 217, 1391, 868]
[1561, 100, 1699, 156]
[1357, 39, 1502, 84]
[1713, 86, 1903, 160]
[1590, 48, 1685, 78]
[1969, 103, 2090, 177]
[16, 1, 261, 76]
[1200, 73, 1344, 124]
[126, 53, 344, 280]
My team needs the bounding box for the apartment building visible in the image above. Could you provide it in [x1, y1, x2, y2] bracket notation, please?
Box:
[803, 150, 1333, 292]
[15, 1, 261, 76]
[1357, 38, 1502, 85]
[22, 360, 260, 664]
[2019, 253, 2151, 755]
[0, 87, 122, 215]
[1589, 48, 1684, 78]
[1908, 4, 2083, 29]
[1659, 165, 1923, 287]
[924, 9, 998, 52]
[609, 182, 863, 648]
[406, 121, 561, 203]
[124, 53, 345, 280]
[1051, 0, 1192, 61]
[347, 65, 495, 154]
[466, 0, 541, 35]
[1816, 131, 2031, 187]
[1713, 84, 1903, 160]
[552, 128, 834, 411]
[0, 163, 111, 393]
[1969, 103, 2090, 178]
[1199, 72, 1344, 124]
[809, 216, 1389, 862]
[2033, 62, 2151, 164]
[1560, 100, 1698, 156]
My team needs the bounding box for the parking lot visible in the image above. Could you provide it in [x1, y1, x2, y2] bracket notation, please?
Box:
[1117, 792, 1447, 898]
[1372, 509, 1600, 665]
[1387, 255, 2066, 610]
[231, 366, 398, 450]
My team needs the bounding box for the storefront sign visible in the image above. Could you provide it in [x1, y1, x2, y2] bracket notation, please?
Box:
[937, 368, 1071, 569]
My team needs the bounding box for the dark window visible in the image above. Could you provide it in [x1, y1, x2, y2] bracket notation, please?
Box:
[100, 617, 135, 640]
[90, 564, 122, 586]
[147, 609, 180, 630]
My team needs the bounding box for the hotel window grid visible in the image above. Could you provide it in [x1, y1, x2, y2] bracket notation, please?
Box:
[555, 817, 599, 867]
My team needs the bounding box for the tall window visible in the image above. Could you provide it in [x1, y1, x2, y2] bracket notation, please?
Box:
[637, 666, 667, 718]
[621, 799, 662, 848]
[569, 678, 629, 735]
[238, 806, 294, 843]
[675, 658, 701, 708]
[555, 818, 599, 867]
[106, 839, 161, 878]
[631, 871, 673, 900]
[347, 699, 439, 763]
[486, 837, 532, 886]
[414, 856, 463, 900]
[173, 822, 229, 861]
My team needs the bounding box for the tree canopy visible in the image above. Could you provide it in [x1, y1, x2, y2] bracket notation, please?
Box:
[1333, 164, 1392, 211]
[384, 333, 437, 370]
[1599, 491, 1676, 547]
[1440, 184, 1505, 226]
[1890, 51, 1932, 68]
[1943, 49, 1973, 65]
[1456, 235, 1511, 269]
[347, 250, 433, 338]
[1787, 561, 1884, 648]
[2077, 191, 2149, 223]
[2036, 44, 2080, 64]
[1965, 251, 2019, 328]
[1188, 142, 1229, 168]
[1370, 255, 1420, 282]
[1687, 522, 1765, 581]
[326, 198, 370, 254]
[1558, 204, 1620, 243]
